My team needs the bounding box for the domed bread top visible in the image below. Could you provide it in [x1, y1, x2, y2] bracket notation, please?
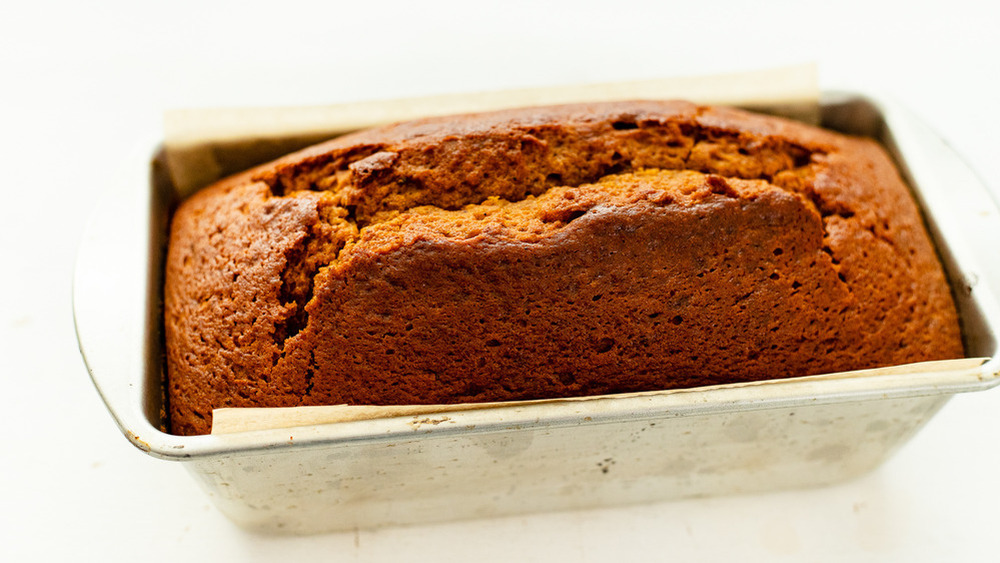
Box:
[164, 100, 963, 436]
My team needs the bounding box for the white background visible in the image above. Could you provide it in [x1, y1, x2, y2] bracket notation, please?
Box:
[2, 1, 999, 560]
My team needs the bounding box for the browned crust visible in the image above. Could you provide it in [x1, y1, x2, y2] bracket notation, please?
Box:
[165, 100, 963, 436]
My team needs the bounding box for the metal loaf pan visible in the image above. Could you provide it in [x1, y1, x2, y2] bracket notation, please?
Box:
[74, 91, 1000, 533]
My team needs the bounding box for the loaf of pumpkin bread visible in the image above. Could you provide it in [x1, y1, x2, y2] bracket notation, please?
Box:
[164, 100, 963, 436]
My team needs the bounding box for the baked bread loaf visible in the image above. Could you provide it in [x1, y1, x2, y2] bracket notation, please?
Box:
[165, 100, 963, 436]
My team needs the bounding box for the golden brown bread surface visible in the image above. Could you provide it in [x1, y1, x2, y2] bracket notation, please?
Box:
[165, 100, 963, 436]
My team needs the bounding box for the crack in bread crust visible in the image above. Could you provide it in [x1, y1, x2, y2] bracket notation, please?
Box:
[262, 111, 825, 228]
[263, 105, 842, 352]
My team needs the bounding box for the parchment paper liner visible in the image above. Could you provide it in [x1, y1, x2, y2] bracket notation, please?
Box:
[211, 358, 986, 434]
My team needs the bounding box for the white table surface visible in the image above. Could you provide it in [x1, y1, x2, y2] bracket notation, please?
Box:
[2, 1, 999, 560]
